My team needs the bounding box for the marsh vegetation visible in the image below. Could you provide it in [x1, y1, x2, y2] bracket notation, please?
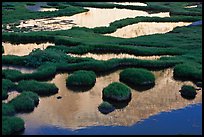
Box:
[2, 2, 202, 135]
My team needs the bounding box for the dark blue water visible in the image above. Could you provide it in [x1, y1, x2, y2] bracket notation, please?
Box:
[26, 2, 47, 12]
[23, 103, 202, 135]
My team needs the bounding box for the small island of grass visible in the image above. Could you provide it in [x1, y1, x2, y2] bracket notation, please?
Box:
[66, 70, 96, 91]
[119, 68, 155, 91]
[179, 85, 197, 99]
[102, 82, 131, 102]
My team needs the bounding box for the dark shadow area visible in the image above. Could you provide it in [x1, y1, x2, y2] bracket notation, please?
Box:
[102, 96, 131, 109]
[66, 85, 94, 92]
[120, 80, 155, 92]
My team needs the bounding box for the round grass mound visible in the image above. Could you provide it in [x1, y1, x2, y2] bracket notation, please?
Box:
[173, 64, 202, 81]
[2, 103, 16, 116]
[98, 101, 115, 114]
[119, 68, 155, 90]
[179, 85, 197, 99]
[66, 70, 96, 90]
[2, 89, 8, 100]
[102, 82, 131, 102]
[2, 116, 25, 135]
[21, 91, 39, 106]
[9, 94, 35, 113]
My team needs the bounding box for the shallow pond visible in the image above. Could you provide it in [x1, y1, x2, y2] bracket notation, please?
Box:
[68, 53, 173, 61]
[2, 42, 54, 56]
[16, 68, 202, 132]
[185, 5, 198, 8]
[16, 7, 170, 31]
[20, 103, 203, 135]
[26, 2, 59, 12]
[111, 2, 147, 6]
[105, 22, 192, 38]
[2, 65, 36, 74]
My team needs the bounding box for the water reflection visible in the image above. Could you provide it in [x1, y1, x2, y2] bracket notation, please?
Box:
[68, 53, 173, 61]
[185, 5, 198, 8]
[2, 42, 54, 56]
[16, 7, 170, 31]
[16, 68, 202, 130]
[26, 2, 59, 12]
[105, 22, 191, 38]
[2, 65, 35, 74]
[111, 2, 147, 6]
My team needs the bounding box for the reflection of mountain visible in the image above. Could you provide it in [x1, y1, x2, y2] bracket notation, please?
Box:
[106, 22, 191, 38]
[17, 68, 202, 130]
[16, 7, 170, 32]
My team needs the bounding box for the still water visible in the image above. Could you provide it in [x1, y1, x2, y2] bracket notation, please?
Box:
[16, 7, 170, 31]
[20, 103, 202, 135]
[68, 53, 173, 61]
[111, 2, 147, 6]
[26, 2, 59, 12]
[16, 68, 202, 133]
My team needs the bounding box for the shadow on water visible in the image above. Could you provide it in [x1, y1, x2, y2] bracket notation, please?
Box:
[102, 97, 131, 109]
[66, 85, 94, 92]
[119, 80, 155, 92]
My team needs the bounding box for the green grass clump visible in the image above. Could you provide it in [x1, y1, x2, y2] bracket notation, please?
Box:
[2, 116, 25, 135]
[21, 91, 39, 106]
[98, 101, 115, 114]
[179, 85, 197, 99]
[66, 70, 96, 90]
[2, 45, 4, 53]
[2, 69, 23, 82]
[9, 94, 35, 112]
[102, 82, 131, 102]
[2, 2, 88, 24]
[2, 79, 17, 100]
[17, 80, 58, 96]
[2, 89, 8, 100]
[2, 103, 16, 116]
[119, 68, 155, 90]
[2, 79, 16, 91]
[173, 63, 202, 81]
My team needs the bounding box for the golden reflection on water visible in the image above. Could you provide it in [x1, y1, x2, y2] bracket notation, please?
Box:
[111, 2, 147, 6]
[39, 8, 59, 12]
[2, 42, 54, 56]
[16, 8, 170, 31]
[105, 22, 192, 38]
[16, 68, 202, 129]
[68, 53, 173, 61]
